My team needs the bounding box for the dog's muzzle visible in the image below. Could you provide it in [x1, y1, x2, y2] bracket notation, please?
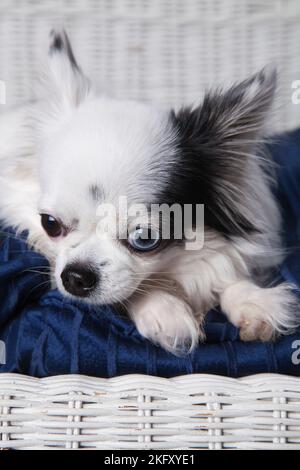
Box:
[61, 263, 98, 298]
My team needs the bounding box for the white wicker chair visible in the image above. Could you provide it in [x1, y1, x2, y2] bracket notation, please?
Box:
[0, 0, 300, 450]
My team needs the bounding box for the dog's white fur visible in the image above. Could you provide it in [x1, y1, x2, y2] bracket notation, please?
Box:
[0, 31, 298, 354]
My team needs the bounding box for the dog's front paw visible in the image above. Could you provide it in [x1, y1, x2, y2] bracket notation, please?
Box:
[221, 281, 299, 342]
[128, 291, 202, 354]
[233, 304, 275, 342]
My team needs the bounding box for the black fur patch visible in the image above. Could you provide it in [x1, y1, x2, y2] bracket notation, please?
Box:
[169, 108, 257, 237]
[49, 30, 79, 70]
[52, 34, 63, 51]
[156, 71, 276, 238]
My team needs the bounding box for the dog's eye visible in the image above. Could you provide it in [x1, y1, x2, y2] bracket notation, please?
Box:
[128, 226, 161, 252]
[40, 214, 65, 238]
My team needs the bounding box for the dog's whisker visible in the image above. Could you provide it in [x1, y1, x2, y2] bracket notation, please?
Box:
[22, 271, 55, 280]
[19, 266, 53, 275]
[23, 279, 52, 301]
[22, 265, 52, 270]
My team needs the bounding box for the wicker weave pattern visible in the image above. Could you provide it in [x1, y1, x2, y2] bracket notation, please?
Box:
[0, 373, 299, 450]
[0, 0, 299, 130]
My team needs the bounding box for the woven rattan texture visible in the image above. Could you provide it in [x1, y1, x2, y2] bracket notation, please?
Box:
[0, 374, 300, 450]
[0, 0, 299, 130]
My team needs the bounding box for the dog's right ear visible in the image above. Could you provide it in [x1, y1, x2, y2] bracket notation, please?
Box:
[35, 30, 91, 129]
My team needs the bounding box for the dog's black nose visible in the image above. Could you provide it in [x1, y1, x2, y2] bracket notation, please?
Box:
[61, 264, 98, 297]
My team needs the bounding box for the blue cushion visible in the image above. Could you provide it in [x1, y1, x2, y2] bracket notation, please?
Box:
[0, 129, 300, 378]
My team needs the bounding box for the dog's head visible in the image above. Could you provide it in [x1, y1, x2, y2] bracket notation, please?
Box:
[35, 30, 276, 305]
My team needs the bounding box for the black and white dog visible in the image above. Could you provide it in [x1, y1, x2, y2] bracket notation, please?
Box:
[0, 30, 298, 353]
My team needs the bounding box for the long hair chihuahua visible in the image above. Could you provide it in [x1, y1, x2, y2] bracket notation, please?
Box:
[0, 30, 298, 354]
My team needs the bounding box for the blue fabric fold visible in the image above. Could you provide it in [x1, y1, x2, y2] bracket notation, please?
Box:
[0, 129, 300, 378]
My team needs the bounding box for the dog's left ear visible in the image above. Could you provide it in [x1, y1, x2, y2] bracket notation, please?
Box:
[173, 68, 277, 159]
[170, 68, 277, 236]
[37, 30, 91, 118]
